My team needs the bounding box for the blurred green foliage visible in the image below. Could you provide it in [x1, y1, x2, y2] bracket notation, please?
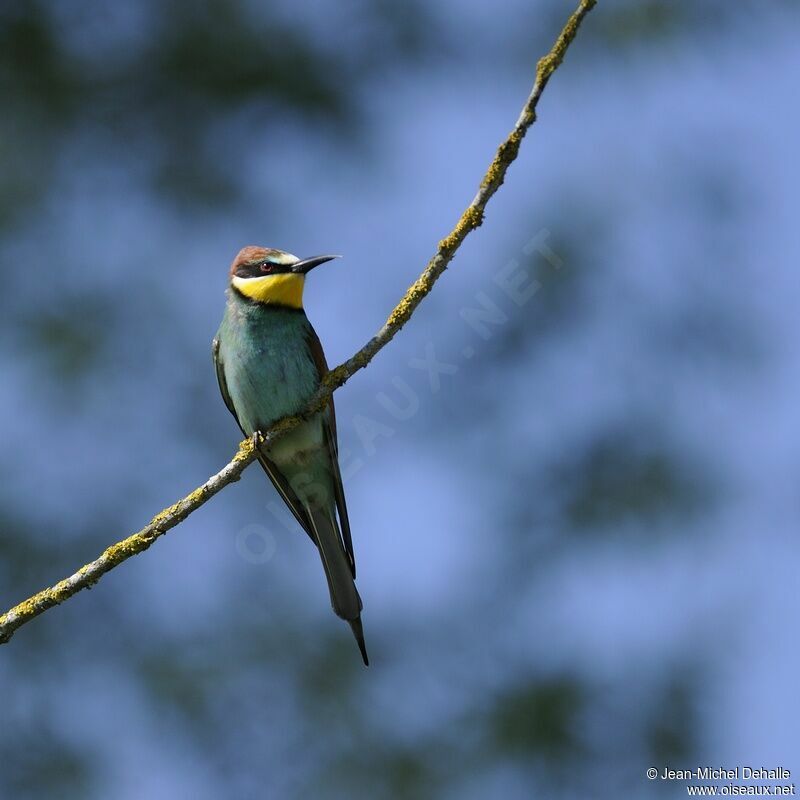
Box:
[488, 676, 586, 760]
[557, 426, 710, 533]
[0, 0, 436, 225]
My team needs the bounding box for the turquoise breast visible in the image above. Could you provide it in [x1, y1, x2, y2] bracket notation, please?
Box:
[217, 294, 320, 437]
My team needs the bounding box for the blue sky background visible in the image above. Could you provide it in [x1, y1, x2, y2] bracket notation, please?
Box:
[0, 1, 798, 797]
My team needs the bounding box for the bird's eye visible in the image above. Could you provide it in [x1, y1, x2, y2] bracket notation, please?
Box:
[259, 261, 273, 273]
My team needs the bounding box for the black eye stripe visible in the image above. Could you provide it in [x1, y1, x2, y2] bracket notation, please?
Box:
[235, 260, 291, 279]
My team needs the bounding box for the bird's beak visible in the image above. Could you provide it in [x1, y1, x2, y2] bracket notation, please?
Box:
[291, 254, 341, 274]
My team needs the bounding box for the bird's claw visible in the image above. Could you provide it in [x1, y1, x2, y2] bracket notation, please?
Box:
[252, 430, 270, 451]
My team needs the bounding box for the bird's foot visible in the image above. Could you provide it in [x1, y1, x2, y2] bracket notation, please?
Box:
[252, 430, 270, 451]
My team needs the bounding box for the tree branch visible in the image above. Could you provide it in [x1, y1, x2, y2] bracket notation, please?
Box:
[0, 0, 596, 646]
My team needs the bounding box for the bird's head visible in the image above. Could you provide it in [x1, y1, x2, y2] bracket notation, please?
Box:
[228, 246, 340, 309]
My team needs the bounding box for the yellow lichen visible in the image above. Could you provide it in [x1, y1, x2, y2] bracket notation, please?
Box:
[384, 274, 434, 329]
[536, 53, 558, 83]
[438, 205, 484, 254]
[235, 437, 256, 460]
[326, 364, 351, 388]
[150, 501, 181, 527]
[480, 131, 524, 190]
[185, 487, 206, 506]
[103, 535, 149, 563]
[536, 0, 594, 84]
[1, 586, 61, 631]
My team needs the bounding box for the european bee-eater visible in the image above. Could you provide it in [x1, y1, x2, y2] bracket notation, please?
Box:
[213, 246, 368, 665]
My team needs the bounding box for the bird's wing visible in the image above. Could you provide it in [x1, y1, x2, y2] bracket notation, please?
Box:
[255, 450, 318, 544]
[305, 325, 356, 578]
[213, 335, 317, 544]
[212, 337, 236, 418]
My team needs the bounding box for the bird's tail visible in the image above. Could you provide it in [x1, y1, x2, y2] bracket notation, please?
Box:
[308, 507, 369, 666]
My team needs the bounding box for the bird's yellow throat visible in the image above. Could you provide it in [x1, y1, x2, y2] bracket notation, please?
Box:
[231, 273, 305, 309]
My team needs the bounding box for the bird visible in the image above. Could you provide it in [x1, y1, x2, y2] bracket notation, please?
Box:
[213, 245, 368, 665]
